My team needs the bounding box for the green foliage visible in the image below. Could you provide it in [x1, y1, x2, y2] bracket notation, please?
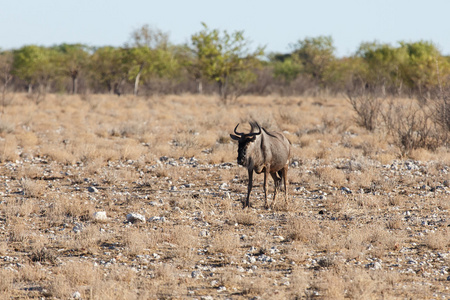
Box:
[356, 42, 407, 93]
[53, 44, 90, 93]
[190, 23, 264, 99]
[13, 45, 60, 89]
[125, 25, 181, 95]
[89, 46, 128, 92]
[272, 57, 302, 84]
[399, 41, 446, 93]
[291, 36, 336, 85]
[3, 28, 450, 102]
[0, 51, 13, 86]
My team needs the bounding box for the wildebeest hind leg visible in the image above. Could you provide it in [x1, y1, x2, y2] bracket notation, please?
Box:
[271, 172, 281, 208]
[281, 165, 288, 202]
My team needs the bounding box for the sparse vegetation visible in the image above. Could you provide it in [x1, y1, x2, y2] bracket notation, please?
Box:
[0, 93, 448, 299]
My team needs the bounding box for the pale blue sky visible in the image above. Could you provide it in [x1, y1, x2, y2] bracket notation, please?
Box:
[1, 0, 449, 57]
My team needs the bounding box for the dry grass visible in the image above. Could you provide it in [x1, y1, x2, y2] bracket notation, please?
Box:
[0, 93, 448, 299]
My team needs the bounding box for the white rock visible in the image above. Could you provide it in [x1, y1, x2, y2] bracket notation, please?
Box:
[73, 223, 83, 233]
[88, 186, 98, 193]
[126, 213, 146, 223]
[72, 291, 82, 299]
[93, 211, 107, 221]
[191, 270, 203, 279]
[367, 261, 382, 270]
[199, 229, 209, 237]
[148, 216, 163, 222]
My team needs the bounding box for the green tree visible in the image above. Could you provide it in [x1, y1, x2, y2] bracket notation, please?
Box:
[356, 42, 407, 95]
[190, 23, 264, 100]
[12, 45, 59, 96]
[89, 46, 128, 94]
[125, 25, 173, 95]
[0, 51, 13, 103]
[399, 41, 445, 95]
[271, 54, 302, 84]
[54, 43, 90, 94]
[290, 36, 336, 86]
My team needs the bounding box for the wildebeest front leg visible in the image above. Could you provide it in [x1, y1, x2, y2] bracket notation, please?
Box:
[245, 170, 253, 208]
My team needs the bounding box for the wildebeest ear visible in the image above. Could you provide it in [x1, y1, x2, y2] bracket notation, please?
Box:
[230, 134, 240, 141]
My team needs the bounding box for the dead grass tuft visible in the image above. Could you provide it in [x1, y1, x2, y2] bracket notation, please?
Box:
[210, 230, 241, 255]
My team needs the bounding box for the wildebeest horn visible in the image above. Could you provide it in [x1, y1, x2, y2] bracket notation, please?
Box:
[234, 123, 245, 136]
[247, 122, 262, 137]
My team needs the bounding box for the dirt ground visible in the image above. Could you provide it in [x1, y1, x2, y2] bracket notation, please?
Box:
[0, 93, 449, 299]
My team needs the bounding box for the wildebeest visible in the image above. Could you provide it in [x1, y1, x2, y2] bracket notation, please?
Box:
[230, 122, 291, 209]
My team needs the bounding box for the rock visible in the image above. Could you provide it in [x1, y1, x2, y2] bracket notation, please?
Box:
[199, 229, 209, 237]
[88, 186, 98, 193]
[93, 211, 107, 221]
[274, 235, 284, 241]
[72, 291, 82, 299]
[148, 216, 165, 222]
[126, 213, 146, 223]
[340, 187, 352, 194]
[248, 256, 256, 264]
[73, 223, 83, 233]
[218, 286, 227, 292]
[191, 270, 203, 279]
[366, 261, 382, 270]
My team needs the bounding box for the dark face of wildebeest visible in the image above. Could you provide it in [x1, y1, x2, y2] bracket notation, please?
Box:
[231, 123, 261, 166]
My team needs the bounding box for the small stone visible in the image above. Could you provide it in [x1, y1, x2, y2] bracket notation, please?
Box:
[93, 211, 107, 221]
[366, 261, 382, 270]
[340, 187, 352, 194]
[148, 216, 162, 222]
[72, 291, 82, 299]
[126, 213, 146, 223]
[199, 229, 209, 237]
[73, 223, 83, 233]
[191, 270, 203, 279]
[88, 186, 98, 193]
[218, 286, 227, 292]
[274, 235, 284, 241]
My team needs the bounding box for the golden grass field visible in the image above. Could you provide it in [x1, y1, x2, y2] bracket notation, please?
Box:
[0, 93, 449, 299]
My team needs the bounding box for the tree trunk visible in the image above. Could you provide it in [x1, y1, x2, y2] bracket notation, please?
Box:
[197, 79, 202, 94]
[219, 77, 228, 101]
[72, 76, 78, 94]
[134, 70, 141, 96]
[134, 63, 145, 96]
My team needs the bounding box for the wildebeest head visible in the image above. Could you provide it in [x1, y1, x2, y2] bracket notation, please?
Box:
[230, 122, 261, 166]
